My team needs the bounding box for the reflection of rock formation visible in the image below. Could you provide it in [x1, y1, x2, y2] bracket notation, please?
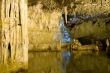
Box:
[61, 50, 71, 73]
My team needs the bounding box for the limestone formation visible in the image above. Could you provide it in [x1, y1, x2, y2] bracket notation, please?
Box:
[0, 0, 28, 68]
[106, 38, 110, 57]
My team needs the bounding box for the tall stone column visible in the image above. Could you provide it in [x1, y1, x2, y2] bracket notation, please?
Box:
[1, 0, 28, 68]
[0, 27, 1, 64]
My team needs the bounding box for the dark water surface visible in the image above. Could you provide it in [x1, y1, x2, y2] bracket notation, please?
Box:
[29, 51, 110, 73]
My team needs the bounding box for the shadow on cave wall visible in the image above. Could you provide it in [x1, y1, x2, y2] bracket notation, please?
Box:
[28, 0, 38, 6]
[0, 0, 1, 20]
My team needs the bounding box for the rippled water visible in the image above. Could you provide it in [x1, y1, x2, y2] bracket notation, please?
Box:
[29, 51, 110, 73]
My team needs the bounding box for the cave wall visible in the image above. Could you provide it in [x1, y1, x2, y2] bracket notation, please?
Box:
[28, 0, 110, 51]
[71, 17, 110, 40]
[28, 3, 61, 51]
[0, 0, 28, 67]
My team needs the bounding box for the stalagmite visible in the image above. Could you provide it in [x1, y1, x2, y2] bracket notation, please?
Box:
[64, 6, 67, 24]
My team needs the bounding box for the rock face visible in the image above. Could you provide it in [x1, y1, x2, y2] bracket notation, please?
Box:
[0, 0, 2, 64]
[28, 0, 110, 51]
[66, 1, 110, 40]
[0, 0, 28, 68]
[28, 3, 61, 51]
[71, 14, 110, 40]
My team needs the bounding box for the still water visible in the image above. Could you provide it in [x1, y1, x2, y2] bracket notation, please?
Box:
[29, 51, 110, 73]
[28, 15, 110, 73]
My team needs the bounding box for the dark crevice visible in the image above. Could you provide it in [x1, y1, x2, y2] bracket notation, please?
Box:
[106, 20, 110, 25]
[9, 3, 11, 17]
[19, 3, 21, 25]
[107, 46, 110, 58]
[8, 43, 11, 58]
[18, 24, 21, 26]
[100, 40, 107, 51]
[4, 0, 6, 17]
[92, 20, 97, 25]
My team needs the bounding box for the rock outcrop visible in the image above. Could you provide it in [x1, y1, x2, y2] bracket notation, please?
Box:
[28, 3, 61, 51]
[1, 0, 28, 68]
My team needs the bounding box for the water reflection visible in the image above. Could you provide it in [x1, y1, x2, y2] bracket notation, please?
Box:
[29, 52, 109, 73]
[29, 15, 109, 73]
[59, 17, 73, 73]
[61, 50, 72, 73]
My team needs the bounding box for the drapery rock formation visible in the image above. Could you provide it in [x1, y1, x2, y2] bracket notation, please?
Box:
[28, 0, 110, 51]
[28, 3, 61, 51]
[0, 0, 28, 68]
